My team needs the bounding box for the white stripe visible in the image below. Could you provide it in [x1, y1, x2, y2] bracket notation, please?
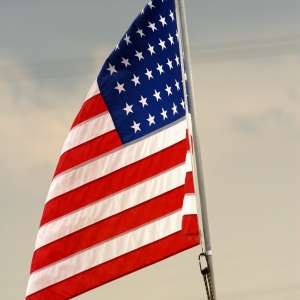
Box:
[36, 164, 186, 249]
[46, 119, 187, 203]
[181, 194, 197, 216]
[185, 150, 192, 172]
[60, 112, 115, 155]
[27, 210, 181, 296]
[85, 79, 99, 101]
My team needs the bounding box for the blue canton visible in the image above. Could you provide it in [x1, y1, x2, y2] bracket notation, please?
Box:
[97, 0, 186, 144]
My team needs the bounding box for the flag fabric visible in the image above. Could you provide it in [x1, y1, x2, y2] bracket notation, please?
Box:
[26, 0, 200, 299]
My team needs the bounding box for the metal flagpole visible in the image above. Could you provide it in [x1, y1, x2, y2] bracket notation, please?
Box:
[175, 0, 217, 298]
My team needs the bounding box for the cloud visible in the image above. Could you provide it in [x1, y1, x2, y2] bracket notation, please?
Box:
[191, 54, 300, 140]
[0, 61, 93, 196]
[286, 87, 299, 102]
[0, 45, 118, 210]
[231, 107, 300, 141]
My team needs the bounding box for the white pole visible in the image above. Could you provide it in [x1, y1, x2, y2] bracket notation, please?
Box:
[176, 0, 217, 298]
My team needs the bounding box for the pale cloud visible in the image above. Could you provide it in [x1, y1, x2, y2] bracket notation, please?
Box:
[231, 107, 300, 140]
[286, 86, 299, 102]
[192, 54, 300, 140]
[1, 70, 85, 192]
[0, 45, 118, 203]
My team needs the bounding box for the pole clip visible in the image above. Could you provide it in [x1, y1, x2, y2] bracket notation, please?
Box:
[199, 252, 210, 275]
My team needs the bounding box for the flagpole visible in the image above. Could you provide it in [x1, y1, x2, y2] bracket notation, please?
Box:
[176, 0, 217, 298]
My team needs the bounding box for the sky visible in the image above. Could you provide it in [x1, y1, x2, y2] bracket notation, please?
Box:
[0, 0, 299, 299]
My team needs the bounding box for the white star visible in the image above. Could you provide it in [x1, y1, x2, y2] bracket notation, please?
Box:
[168, 34, 174, 45]
[121, 57, 131, 68]
[145, 68, 153, 80]
[169, 10, 175, 21]
[115, 43, 119, 50]
[175, 79, 180, 91]
[115, 82, 125, 94]
[106, 63, 117, 75]
[172, 103, 178, 115]
[158, 39, 166, 50]
[175, 54, 180, 65]
[166, 58, 173, 69]
[131, 121, 141, 133]
[141, 8, 144, 14]
[156, 63, 164, 75]
[136, 28, 145, 37]
[165, 84, 172, 96]
[159, 15, 167, 27]
[148, 21, 157, 32]
[176, 30, 179, 41]
[161, 108, 168, 120]
[153, 89, 161, 101]
[123, 103, 133, 115]
[148, 1, 155, 9]
[124, 33, 132, 45]
[135, 50, 144, 61]
[139, 96, 148, 107]
[131, 74, 140, 86]
[180, 99, 185, 110]
[147, 114, 155, 126]
[147, 44, 155, 55]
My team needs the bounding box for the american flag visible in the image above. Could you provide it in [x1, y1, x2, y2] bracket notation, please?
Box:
[26, 0, 200, 299]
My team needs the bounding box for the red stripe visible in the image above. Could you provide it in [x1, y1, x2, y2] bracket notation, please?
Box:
[71, 94, 108, 129]
[53, 130, 122, 178]
[184, 171, 195, 194]
[26, 232, 199, 300]
[40, 139, 186, 226]
[182, 215, 200, 243]
[186, 129, 190, 150]
[31, 186, 184, 273]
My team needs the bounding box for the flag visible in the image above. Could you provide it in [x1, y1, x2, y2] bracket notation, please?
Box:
[26, 0, 200, 299]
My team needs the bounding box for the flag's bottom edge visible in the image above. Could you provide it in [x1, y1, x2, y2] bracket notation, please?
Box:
[26, 231, 199, 300]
